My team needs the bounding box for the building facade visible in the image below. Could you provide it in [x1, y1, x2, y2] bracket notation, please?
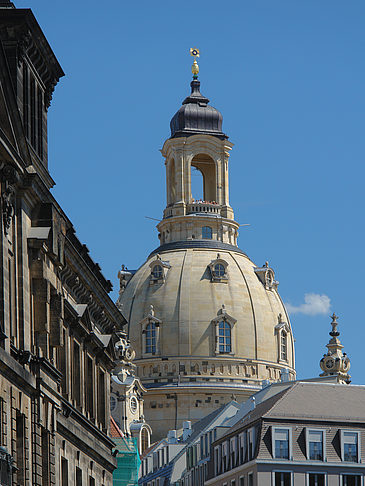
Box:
[206, 379, 363, 486]
[118, 55, 295, 440]
[0, 2, 127, 485]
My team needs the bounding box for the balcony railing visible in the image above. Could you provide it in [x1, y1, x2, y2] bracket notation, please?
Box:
[187, 202, 220, 215]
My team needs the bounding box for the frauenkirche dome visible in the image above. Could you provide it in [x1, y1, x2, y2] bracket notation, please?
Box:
[117, 54, 295, 439]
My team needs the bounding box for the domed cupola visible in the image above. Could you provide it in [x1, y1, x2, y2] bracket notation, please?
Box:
[170, 79, 227, 139]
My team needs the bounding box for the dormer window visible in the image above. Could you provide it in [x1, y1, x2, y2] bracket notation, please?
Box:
[209, 254, 228, 283]
[254, 261, 278, 290]
[275, 314, 290, 364]
[212, 306, 237, 355]
[152, 265, 163, 280]
[149, 254, 171, 285]
[202, 226, 213, 239]
[140, 306, 161, 357]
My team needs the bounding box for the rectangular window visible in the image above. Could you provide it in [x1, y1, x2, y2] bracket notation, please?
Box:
[41, 428, 50, 486]
[247, 428, 255, 461]
[73, 341, 81, 407]
[342, 475, 362, 486]
[274, 472, 291, 486]
[37, 86, 43, 158]
[239, 432, 246, 464]
[16, 411, 25, 485]
[76, 467, 82, 486]
[57, 329, 67, 396]
[23, 63, 29, 138]
[230, 436, 236, 468]
[342, 431, 359, 462]
[273, 428, 290, 459]
[239, 477, 244, 486]
[89, 477, 95, 486]
[248, 472, 253, 486]
[86, 356, 94, 418]
[308, 473, 325, 486]
[61, 457, 68, 486]
[98, 369, 106, 429]
[307, 430, 324, 461]
[30, 74, 36, 148]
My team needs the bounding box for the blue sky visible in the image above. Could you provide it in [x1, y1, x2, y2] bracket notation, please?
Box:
[17, 0, 365, 383]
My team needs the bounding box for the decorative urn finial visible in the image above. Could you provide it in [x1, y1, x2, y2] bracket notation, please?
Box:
[319, 313, 351, 384]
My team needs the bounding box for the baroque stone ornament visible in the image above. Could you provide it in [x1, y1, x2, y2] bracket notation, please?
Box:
[1, 163, 20, 235]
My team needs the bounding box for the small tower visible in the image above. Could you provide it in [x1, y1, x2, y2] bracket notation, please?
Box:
[320, 313, 351, 384]
[158, 48, 238, 247]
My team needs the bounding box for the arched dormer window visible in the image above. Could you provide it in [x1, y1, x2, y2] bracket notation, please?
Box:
[275, 314, 290, 363]
[208, 254, 228, 283]
[254, 261, 279, 291]
[145, 322, 157, 354]
[218, 321, 232, 353]
[202, 226, 213, 239]
[280, 330, 287, 361]
[212, 306, 237, 355]
[149, 254, 171, 285]
[140, 305, 162, 356]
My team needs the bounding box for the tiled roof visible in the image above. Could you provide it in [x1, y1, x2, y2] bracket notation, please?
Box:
[110, 417, 124, 438]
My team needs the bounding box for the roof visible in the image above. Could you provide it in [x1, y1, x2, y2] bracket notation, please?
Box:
[220, 382, 365, 441]
[110, 417, 124, 438]
[170, 79, 227, 140]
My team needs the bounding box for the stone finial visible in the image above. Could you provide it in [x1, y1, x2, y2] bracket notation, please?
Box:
[149, 304, 154, 317]
[264, 261, 269, 268]
[278, 313, 283, 324]
[319, 313, 351, 384]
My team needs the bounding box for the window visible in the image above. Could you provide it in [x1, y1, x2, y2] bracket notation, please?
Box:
[342, 431, 359, 462]
[41, 428, 50, 486]
[141, 428, 150, 453]
[89, 477, 95, 486]
[231, 480, 236, 486]
[214, 263, 225, 277]
[307, 430, 324, 461]
[76, 467, 82, 486]
[248, 473, 253, 486]
[97, 369, 106, 429]
[61, 457, 68, 486]
[16, 411, 26, 485]
[273, 428, 290, 460]
[308, 473, 325, 486]
[86, 356, 94, 418]
[342, 475, 362, 486]
[274, 472, 291, 486]
[230, 437, 236, 469]
[218, 321, 232, 353]
[202, 226, 212, 239]
[247, 428, 256, 461]
[239, 432, 246, 464]
[239, 477, 244, 486]
[73, 341, 81, 407]
[145, 322, 157, 354]
[152, 265, 163, 279]
[280, 331, 287, 361]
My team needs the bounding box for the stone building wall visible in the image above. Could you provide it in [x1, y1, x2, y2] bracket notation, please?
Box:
[0, 4, 126, 485]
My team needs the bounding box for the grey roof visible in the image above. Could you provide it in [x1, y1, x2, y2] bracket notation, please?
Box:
[170, 80, 227, 140]
[222, 382, 365, 439]
[149, 240, 247, 258]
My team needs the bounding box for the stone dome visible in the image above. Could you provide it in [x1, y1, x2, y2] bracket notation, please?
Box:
[170, 79, 227, 139]
[120, 245, 294, 373]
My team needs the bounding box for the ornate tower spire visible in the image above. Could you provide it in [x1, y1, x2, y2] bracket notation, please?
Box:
[320, 313, 351, 384]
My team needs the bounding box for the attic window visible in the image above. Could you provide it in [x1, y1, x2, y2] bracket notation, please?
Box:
[208, 254, 228, 283]
[149, 254, 171, 285]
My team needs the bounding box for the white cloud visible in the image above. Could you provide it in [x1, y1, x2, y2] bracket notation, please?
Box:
[285, 293, 331, 316]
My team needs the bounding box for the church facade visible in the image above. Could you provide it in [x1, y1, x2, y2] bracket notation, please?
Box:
[118, 54, 296, 440]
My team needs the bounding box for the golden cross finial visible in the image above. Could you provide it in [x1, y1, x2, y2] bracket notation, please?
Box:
[190, 47, 200, 79]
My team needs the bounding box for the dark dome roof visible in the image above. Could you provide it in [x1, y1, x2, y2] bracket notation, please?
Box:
[170, 80, 227, 139]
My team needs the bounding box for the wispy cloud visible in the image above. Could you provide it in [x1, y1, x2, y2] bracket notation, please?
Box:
[285, 293, 331, 316]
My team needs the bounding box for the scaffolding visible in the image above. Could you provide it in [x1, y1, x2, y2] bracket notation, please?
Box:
[113, 437, 140, 486]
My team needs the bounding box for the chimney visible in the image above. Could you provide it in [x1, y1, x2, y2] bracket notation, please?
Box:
[167, 430, 177, 444]
[183, 421, 192, 441]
